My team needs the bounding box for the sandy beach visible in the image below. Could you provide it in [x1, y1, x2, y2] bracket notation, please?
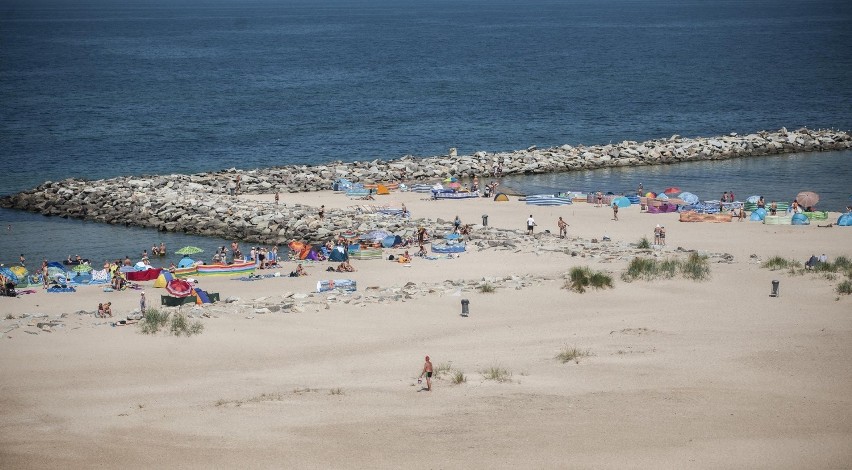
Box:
[1, 191, 851, 468]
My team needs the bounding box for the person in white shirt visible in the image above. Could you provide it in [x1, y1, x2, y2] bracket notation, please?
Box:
[526, 215, 536, 235]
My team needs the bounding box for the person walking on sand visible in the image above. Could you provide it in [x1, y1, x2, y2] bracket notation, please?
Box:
[659, 226, 666, 246]
[527, 215, 536, 235]
[612, 202, 619, 221]
[596, 191, 603, 207]
[654, 224, 661, 245]
[557, 216, 568, 238]
[419, 355, 433, 391]
[140, 292, 146, 314]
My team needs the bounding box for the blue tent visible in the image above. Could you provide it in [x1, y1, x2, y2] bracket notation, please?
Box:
[750, 208, 767, 221]
[791, 213, 810, 225]
[838, 213, 852, 227]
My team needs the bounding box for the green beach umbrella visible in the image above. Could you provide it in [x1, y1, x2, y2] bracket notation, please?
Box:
[71, 264, 93, 273]
[175, 246, 204, 256]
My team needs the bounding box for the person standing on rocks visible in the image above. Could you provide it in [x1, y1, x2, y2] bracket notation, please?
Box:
[274, 190, 280, 205]
[227, 179, 236, 197]
[527, 215, 536, 235]
[557, 217, 568, 238]
[235, 175, 241, 195]
[319, 205, 325, 220]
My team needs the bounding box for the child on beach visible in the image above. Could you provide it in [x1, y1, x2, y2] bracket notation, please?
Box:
[612, 202, 619, 221]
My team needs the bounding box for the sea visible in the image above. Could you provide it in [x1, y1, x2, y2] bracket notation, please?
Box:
[1, 0, 851, 267]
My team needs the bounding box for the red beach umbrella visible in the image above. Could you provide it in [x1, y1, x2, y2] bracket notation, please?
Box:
[166, 279, 193, 298]
[663, 187, 681, 195]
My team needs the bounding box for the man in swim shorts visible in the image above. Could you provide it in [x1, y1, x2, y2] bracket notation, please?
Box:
[419, 355, 433, 391]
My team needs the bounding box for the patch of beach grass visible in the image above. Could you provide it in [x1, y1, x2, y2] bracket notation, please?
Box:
[434, 362, 452, 379]
[564, 267, 613, 293]
[636, 237, 651, 249]
[481, 365, 512, 383]
[170, 313, 204, 337]
[477, 283, 496, 293]
[329, 387, 344, 396]
[556, 346, 591, 364]
[139, 308, 169, 335]
[681, 252, 711, 281]
[451, 371, 467, 384]
[622, 257, 658, 282]
[659, 259, 679, 278]
[762, 256, 795, 271]
[837, 280, 852, 296]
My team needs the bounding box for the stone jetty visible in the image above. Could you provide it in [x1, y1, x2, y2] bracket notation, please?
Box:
[1, 127, 849, 243]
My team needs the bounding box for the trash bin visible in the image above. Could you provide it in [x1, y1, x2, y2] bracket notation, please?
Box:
[461, 299, 470, 317]
[770, 280, 780, 297]
[481, 214, 488, 226]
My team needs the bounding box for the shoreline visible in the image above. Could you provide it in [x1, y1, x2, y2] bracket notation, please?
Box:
[0, 127, 849, 244]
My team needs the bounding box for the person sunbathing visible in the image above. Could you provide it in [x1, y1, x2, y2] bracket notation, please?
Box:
[103, 302, 113, 318]
[397, 250, 411, 263]
[292, 264, 307, 277]
[97, 303, 106, 318]
[336, 261, 355, 272]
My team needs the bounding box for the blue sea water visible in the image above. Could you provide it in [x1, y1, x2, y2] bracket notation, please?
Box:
[1, 0, 851, 265]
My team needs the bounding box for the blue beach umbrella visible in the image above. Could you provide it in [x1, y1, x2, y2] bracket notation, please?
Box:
[678, 192, 699, 205]
[0, 266, 19, 284]
[612, 196, 631, 208]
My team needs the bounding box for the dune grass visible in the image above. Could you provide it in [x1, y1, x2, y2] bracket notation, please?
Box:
[556, 346, 591, 364]
[636, 237, 651, 249]
[481, 365, 512, 383]
[837, 280, 852, 296]
[563, 267, 614, 293]
[622, 255, 710, 282]
[139, 308, 169, 335]
[681, 253, 711, 281]
[170, 313, 204, 337]
[451, 371, 467, 384]
[477, 283, 496, 293]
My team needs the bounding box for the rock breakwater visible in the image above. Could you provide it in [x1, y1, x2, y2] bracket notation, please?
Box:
[1, 127, 848, 243]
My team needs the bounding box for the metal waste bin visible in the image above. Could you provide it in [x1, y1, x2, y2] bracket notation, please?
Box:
[482, 214, 488, 226]
[770, 280, 780, 297]
[461, 299, 470, 317]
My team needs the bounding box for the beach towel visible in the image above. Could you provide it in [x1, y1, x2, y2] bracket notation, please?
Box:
[47, 286, 76, 293]
[90, 269, 110, 284]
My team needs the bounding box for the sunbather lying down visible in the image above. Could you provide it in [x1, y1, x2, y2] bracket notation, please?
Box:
[336, 261, 355, 272]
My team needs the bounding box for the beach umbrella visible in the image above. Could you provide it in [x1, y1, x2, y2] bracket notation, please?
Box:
[796, 191, 819, 208]
[361, 230, 391, 242]
[612, 196, 632, 208]
[644, 191, 657, 198]
[166, 279, 193, 298]
[679, 192, 700, 205]
[340, 230, 359, 240]
[663, 187, 681, 195]
[0, 267, 19, 284]
[656, 193, 669, 201]
[746, 195, 760, 203]
[175, 246, 204, 255]
[71, 264, 92, 273]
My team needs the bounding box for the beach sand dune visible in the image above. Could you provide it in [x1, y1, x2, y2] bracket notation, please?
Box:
[1, 193, 850, 468]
